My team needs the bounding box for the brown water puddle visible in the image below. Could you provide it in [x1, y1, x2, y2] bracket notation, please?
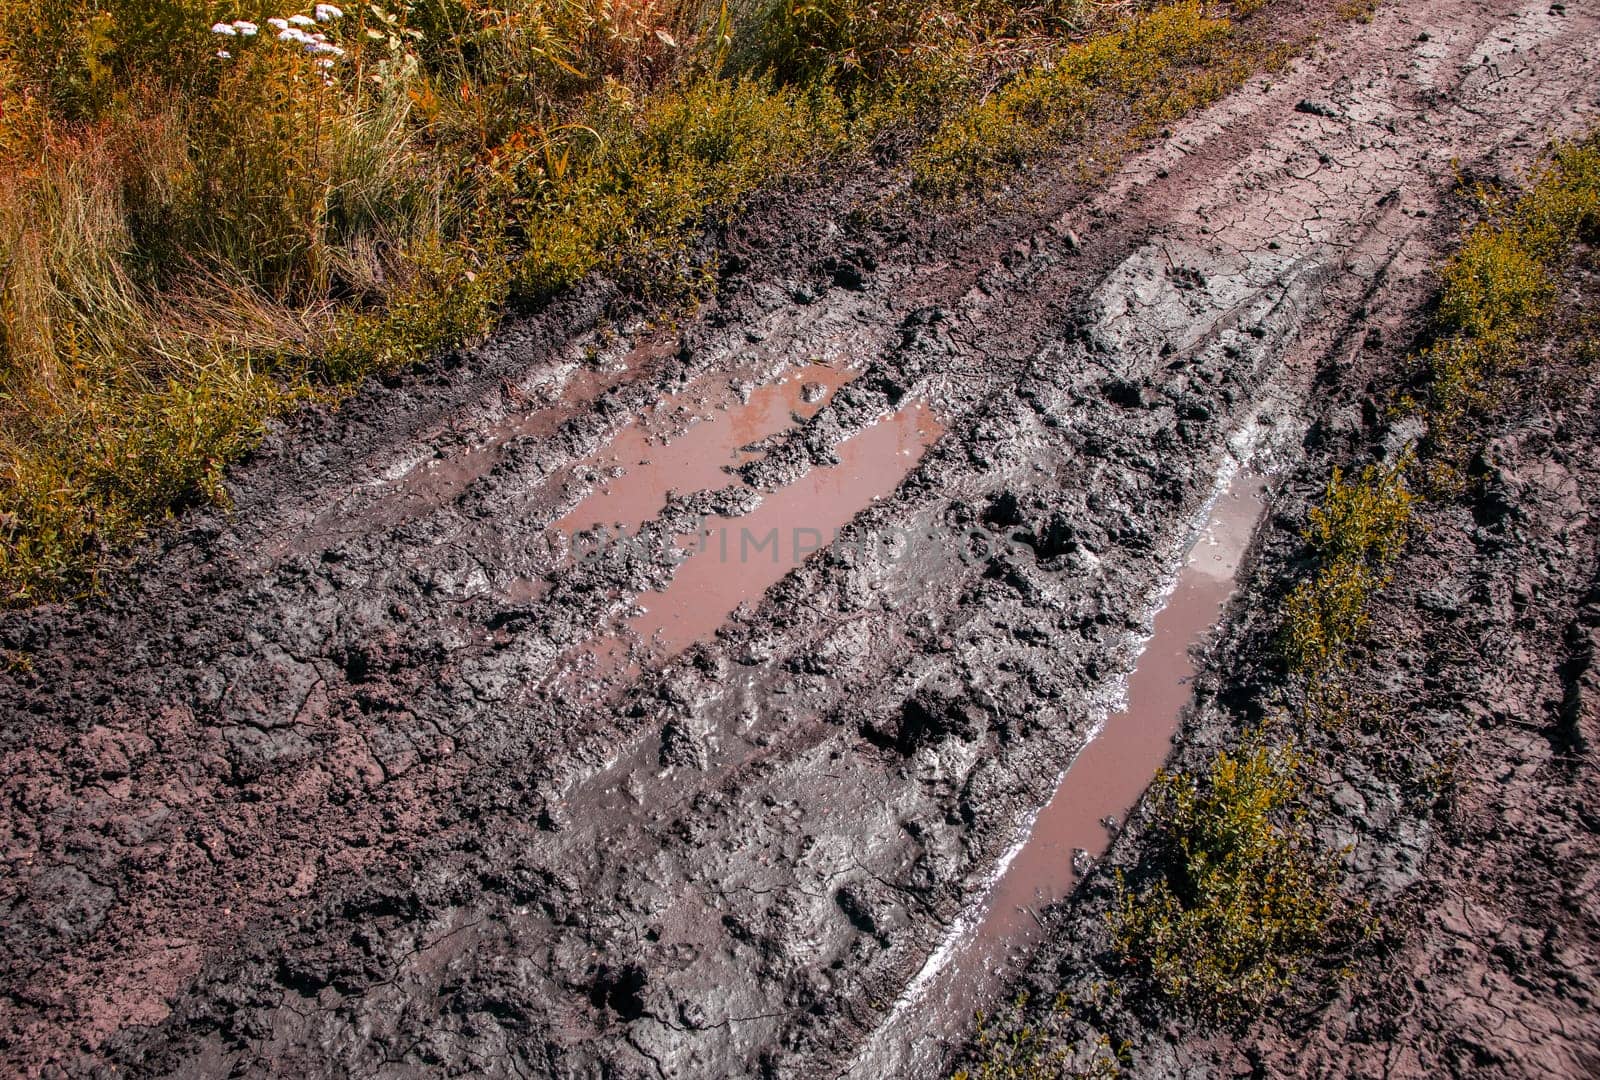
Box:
[628, 402, 942, 656]
[390, 363, 632, 510]
[553, 362, 856, 539]
[847, 471, 1268, 1077]
[546, 400, 942, 695]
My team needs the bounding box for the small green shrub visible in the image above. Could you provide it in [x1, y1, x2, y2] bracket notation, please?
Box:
[1111, 741, 1339, 1021]
[1281, 555, 1381, 675]
[1303, 461, 1416, 567]
[953, 992, 1123, 1080]
[322, 238, 509, 381]
[1281, 461, 1413, 674]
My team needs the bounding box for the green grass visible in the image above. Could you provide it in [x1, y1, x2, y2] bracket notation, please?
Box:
[912, 1, 1286, 193]
[953, 992, 1125, 1080]
[1281, 460, 1415, 675]
[1421, 137, 1600, 481]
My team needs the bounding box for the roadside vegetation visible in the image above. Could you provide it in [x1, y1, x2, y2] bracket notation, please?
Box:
[1418, 138, 1600, 485]
[911, 0, 1287, 192]
[1110, 739, 1339, 1021]
[1108, 132, 1600, 1025]
[0, 0, 1298, 605]
[1280, 459, 1414, 676]
[953, 992, 1124, 1080]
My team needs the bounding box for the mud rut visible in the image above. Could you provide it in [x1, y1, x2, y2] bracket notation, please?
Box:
[3, 2, 1598, 1076]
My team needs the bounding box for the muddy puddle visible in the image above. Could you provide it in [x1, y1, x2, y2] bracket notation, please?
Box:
[554, 361, 858, 539]
[550, 400, 943, 692]
[390, 363, 631, 508]
[627, 402, 942, 655]
[847, 471, 1269, 1077]
[279, 339, 674, 556]
[521, 353, 947, 685]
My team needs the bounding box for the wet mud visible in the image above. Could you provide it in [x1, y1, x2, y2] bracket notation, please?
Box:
[622, 401, 942, 658]
[2, 1, 1599, 1077]
[853, 473, 1267, 1077]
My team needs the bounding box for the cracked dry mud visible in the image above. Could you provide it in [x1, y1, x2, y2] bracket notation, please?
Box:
[2, 1, 1598, 1077]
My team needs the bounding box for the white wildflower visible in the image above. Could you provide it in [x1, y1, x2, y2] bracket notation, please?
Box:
[314, 4, 344, 21]
[279, 27, 312, 43]
[315, 57, 334, 69]
[288, 13, 316, 27]
[231, 20, 258, 35]
[211, 21, 237, 35]
[267, 17, 288, 29]
[215, 48, 232, 58]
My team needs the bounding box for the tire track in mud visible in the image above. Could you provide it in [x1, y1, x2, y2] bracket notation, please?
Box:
[3, 1, 1598, 1075]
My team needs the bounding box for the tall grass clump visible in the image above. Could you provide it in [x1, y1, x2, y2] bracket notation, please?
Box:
[1, 2, 457, 601]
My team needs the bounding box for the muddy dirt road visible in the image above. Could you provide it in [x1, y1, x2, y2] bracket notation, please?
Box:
[3, 1, 1598, 1076]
